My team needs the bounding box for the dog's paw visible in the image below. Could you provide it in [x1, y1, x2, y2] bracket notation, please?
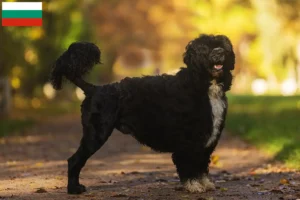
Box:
[67, 184, 86, 194]
[200, 176, 215, 191]
[183, 179, 206, 193]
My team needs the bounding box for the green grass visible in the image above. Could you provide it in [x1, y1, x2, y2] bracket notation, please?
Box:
[226, 94, 300, 168]
[16, 100, 81, 117]
[0, 119, 34, 137]
[0, 99, 81, 137]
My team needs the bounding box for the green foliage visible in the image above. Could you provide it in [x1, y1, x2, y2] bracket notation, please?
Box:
[1, 0, 300, 97]
[248, 0, 300, 81]
[192, 0, 255, 41]
[1, 0, 92, 96]
[226, 95, 300, 168]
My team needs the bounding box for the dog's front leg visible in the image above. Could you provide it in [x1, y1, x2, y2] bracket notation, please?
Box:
[172, 151, 215, 193]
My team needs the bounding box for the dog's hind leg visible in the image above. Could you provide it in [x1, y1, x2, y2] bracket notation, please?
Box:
[67, 108, 116, 194]
[172, 151, 214, 193]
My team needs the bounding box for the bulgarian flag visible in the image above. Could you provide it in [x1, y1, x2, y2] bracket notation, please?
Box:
[2, 2, 42, 26]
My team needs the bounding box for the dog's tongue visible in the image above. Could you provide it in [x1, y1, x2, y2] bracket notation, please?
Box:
[214, 65, 223, 70]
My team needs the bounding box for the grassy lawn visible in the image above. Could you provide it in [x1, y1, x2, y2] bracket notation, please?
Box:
[0, 119, 34, 137]
[226, 94, 300, 168]
[0, 98, 81, 137]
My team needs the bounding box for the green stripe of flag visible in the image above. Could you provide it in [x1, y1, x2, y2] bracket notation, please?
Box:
[2, 10, 42, 18]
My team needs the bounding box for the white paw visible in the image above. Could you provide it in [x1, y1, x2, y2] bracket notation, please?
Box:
[184, 179, 206, 193]
[200, 176, 215, 191]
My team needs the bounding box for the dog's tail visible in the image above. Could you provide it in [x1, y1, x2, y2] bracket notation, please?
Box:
[50, 42, 101, 95]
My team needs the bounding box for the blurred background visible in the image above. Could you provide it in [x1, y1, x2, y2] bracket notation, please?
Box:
[0, 0, 300, 167]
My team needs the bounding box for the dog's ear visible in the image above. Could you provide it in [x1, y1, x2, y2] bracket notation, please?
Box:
[183, 40, 209, 73]
[183, 41, 196, 68]
[215, 35, 233, 51]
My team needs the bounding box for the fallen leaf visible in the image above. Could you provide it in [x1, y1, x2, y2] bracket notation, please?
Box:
[6, 161, 17, 166]
[111, 194, 128, 197]
[249, 183, 261, 187]
[35, 188, 47, 193]
[211, 155, 219, 165]
[249, 168, 256, 175]
[35, 162, 44, 167]
[54, 176, 63, 180]
[220, 187, 228, 192]
[215, 162, 223, 168]
[280, 178, 289, 185]
[181, 195, 189, 199]
[215, 180, 226, 183]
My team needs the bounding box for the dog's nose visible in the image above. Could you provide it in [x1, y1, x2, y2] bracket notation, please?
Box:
[210, 47, 225, 63]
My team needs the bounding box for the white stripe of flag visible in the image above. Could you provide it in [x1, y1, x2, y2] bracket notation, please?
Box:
[2, 2, 42, 10]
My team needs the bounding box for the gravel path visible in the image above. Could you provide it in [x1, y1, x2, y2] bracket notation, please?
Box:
[0, 115, 299, 200]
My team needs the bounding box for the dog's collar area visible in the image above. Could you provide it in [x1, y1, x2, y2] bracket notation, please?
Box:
[209, 80, 225, 91]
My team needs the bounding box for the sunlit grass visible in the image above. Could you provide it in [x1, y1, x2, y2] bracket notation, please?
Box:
[12, 95, 81, 118]
[226, 94, 300, 168]
[1, 96, 81, 137]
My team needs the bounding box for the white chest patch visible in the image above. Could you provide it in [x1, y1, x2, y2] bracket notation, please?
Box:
[206, 80, 226, 147]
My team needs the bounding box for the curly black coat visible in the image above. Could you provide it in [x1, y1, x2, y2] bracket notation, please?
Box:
[50, 34, 235, 194]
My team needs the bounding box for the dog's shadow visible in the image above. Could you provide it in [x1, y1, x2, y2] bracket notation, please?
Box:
[89, 170, 180, 192]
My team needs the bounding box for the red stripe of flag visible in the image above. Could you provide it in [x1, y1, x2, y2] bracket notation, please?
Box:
[2, 18, 42, 26]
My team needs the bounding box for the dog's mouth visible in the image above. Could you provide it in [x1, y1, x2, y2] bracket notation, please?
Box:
[214, 65, 223, 70]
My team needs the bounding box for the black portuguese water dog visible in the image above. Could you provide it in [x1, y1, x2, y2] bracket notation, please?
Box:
[50, 34, 235, 194]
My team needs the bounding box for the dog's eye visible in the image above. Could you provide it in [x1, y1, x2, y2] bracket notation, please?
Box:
[198, 45, 209, 54]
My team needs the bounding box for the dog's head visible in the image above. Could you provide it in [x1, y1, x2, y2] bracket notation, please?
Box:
[183, 34, 235, 81]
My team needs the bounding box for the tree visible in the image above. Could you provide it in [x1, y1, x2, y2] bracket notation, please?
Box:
[1, 0, 92, 96]
[249, 0, 300, 82]
[86, 0, 199, 81]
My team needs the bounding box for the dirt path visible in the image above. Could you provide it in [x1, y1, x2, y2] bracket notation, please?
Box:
[0, 115, 299, 200]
